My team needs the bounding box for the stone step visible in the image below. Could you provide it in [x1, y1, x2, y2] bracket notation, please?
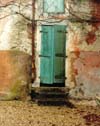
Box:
[37, 100, 67, 106]
[31, 87, 69, 94]
[37, 92, 68, 99]
[31, 87, 70, 106]
[31, 86, 69, 91]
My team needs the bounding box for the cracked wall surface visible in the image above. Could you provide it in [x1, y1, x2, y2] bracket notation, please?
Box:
[0, 0, 32, 100]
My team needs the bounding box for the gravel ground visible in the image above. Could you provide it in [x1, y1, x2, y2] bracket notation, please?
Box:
[0, 101, 99, 126]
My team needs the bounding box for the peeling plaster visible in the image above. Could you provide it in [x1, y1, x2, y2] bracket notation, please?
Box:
[66, 0, 100, 98]
[0, 16, 13, 50]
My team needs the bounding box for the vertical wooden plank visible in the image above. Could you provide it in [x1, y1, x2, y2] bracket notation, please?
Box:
[53, 25, 66, 83]
[40, 26, 54, 84]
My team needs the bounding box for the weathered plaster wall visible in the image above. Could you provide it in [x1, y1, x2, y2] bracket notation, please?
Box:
[0, 0, 32, 100]
[66, 0, 100, 99]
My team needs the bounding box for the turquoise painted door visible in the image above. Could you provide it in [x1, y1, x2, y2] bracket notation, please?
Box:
[40, 25, 66, 85]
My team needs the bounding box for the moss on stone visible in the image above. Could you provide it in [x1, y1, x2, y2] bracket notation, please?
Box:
[9, 80, 23, 99]
[9, 80, 29, 100]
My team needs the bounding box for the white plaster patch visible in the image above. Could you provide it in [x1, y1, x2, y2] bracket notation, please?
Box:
[0, 16, 13, 50]
[0, 0, 32, 55]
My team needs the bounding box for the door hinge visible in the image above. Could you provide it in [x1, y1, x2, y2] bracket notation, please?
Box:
[39, 54, 50, 58]
[55, 54, 68, 58]
[55, 76, 67, 80]
[40, 31, 48, 33]
[57, 30, 67, 33]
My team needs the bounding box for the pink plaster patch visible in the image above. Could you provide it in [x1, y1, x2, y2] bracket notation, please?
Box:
[73, 51, 100, 83]
[86, 31, 96, 45]
[0, 0, 14, 6]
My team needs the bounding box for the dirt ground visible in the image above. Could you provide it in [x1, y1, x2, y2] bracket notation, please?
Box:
[0, 101, 99, 126]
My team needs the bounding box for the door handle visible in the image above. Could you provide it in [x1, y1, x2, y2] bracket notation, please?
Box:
[40, 31, 48, 33]
[39, 54, 50, 58]
[55, 54, 67, 58]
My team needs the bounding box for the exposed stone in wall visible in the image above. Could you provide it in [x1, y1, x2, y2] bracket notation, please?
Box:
[67, 22, 100, 52]
[0, 0, 32, 100]
[67, 0, 92, 20]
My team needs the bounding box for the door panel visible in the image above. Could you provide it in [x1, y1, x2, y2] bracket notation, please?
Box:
[40, 57, 53, 83]
[40, 26, 54, 84]
[54, 25, 66, 83]
[54, 57, 65, 82]
[41, 27, 51, 56]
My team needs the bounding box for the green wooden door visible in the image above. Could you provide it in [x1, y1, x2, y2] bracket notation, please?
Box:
[40, 25, 66, 85]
